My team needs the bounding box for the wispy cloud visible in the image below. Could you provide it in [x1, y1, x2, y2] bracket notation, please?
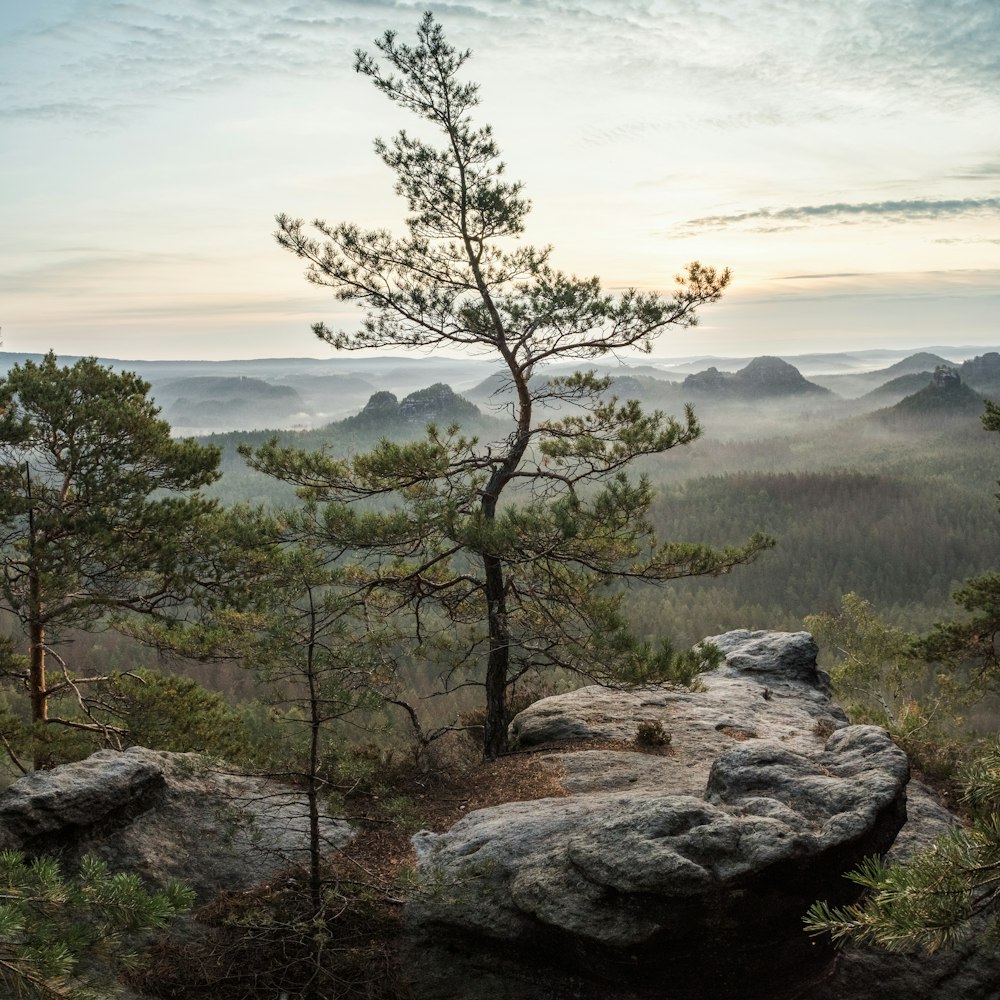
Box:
[4, 0, 999, 127]
[933, 237, 1000, 246]
[950, 160, 1000, 181]
[676, 197, 1000, 235]
[776, 272, 869, 281]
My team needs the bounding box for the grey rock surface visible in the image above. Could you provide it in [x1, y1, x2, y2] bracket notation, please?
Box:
[0, 749, 165, 844]
[406, 630, 913, 1000]
[0, 746, 352, 899]
[816, 782, 996, 1000]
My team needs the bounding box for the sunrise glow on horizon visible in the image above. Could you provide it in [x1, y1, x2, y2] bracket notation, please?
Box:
[1, 1, 998, 362]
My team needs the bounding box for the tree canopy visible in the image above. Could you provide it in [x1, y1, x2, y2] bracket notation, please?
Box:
[0, 352, 222, 766]
[264, 13, 771, 757]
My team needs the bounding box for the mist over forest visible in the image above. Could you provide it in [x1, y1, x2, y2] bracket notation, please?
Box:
[3, 343, 997, 716]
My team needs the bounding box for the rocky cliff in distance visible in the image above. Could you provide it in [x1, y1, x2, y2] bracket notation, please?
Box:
[683, 356, 832, 399]
[340, 381, 483, 432]
[874, 366, 986, 425]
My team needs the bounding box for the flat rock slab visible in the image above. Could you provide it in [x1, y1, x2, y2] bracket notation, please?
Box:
[0, 747, 353, 899]
[407, 630, 910, 1000]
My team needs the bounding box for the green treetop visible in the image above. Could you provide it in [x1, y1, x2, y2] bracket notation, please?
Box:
[0, 352, 222, 767]
[264, 13, 772, 758]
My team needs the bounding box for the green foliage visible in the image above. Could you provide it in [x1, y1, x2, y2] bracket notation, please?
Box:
[104, 669, 252, 760]
[635, 719, 671, 748]
[805, 737, 1000, 953]
[628, 459, 1000, 650]
[616, 637, 723, 688]
[806, 593, 967, 782]
[915, 572, 1000, 691]
[805, 592, 920, 723]
[806, 403, 1000, 953]
[900, 400, 1000, 736]
[0, 352, 223, 766]
[0, 850, 192, 999]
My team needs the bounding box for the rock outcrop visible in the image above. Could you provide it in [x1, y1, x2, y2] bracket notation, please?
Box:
[0, 746, 352, 900]
[1, 635, 994, 999]
[683, 356, 831, 399]
[405, 631, 911, 1000]
[342, 382, 483, 432]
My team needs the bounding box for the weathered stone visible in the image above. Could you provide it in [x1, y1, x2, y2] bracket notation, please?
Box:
[0, 749, 164, 846]
[0, 746, 352, 899]
[406, 630, 911, 1000]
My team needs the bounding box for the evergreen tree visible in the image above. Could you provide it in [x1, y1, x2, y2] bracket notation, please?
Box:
[0, 353, 221, 767]
[126, 502, 398, 1000]
[0, 850, 192, 999]
[264, 13, 771, 758]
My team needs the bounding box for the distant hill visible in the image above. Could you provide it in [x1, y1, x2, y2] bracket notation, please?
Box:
[861, 371, 935, 402]
[340, 383, 483, 433]
[466, 370, 550, 405]
[873, 367, 985, 425]
[880, 352, 953, 377]
[811, 352, 957, 398]
[682, 356, 831, 399]
[958, 352, 1000, 398]
[158, 377, 304, 429]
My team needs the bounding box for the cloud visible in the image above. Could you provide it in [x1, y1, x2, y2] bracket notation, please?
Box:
[4, 0, 999, 128]
[755, 268, 1000, 299]
[676, 197, 1000, 234]
[776, 272, 869, 281]
[0, 1, 374, 123]
[933, 237, 1000, 246]
[950, 160, 1000, 180]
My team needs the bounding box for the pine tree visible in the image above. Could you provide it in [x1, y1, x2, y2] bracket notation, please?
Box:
[804, 737, 1000, 952]
[265, 13, 772, 758]
[0, 850, 192, 999]
[0, 353, 222, 767]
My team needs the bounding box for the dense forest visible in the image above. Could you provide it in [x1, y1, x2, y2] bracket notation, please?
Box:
[186, 379, 1000, 649]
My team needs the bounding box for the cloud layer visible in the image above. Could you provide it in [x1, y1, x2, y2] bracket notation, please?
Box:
[3, 1, 999, 125]
[2, 1, 998, 359]
[678, 197, 1000, 235]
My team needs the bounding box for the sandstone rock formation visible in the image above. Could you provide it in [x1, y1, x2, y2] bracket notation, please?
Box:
[406, 630, 911, 1000]
[0, 746, 352, 900]
[682, 357, 830, 399]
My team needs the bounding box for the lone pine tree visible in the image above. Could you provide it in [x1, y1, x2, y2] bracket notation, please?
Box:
[263, 13, 772, 758]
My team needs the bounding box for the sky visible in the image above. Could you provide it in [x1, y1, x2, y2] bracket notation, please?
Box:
[1, 0, 998, 362]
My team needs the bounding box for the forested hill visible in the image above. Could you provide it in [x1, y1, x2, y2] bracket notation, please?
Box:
[158, 376, 304, 430]
[873, 368, 987, 424]
[339, 383, 482, 432]
[682, 356, 831, 398]
[199, 383, 503, 506]
[631, 463, 1000, 647]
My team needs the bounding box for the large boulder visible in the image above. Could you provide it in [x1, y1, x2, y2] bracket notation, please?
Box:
[405, 630, 911, 1000]
[0, 746, 352, 899]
